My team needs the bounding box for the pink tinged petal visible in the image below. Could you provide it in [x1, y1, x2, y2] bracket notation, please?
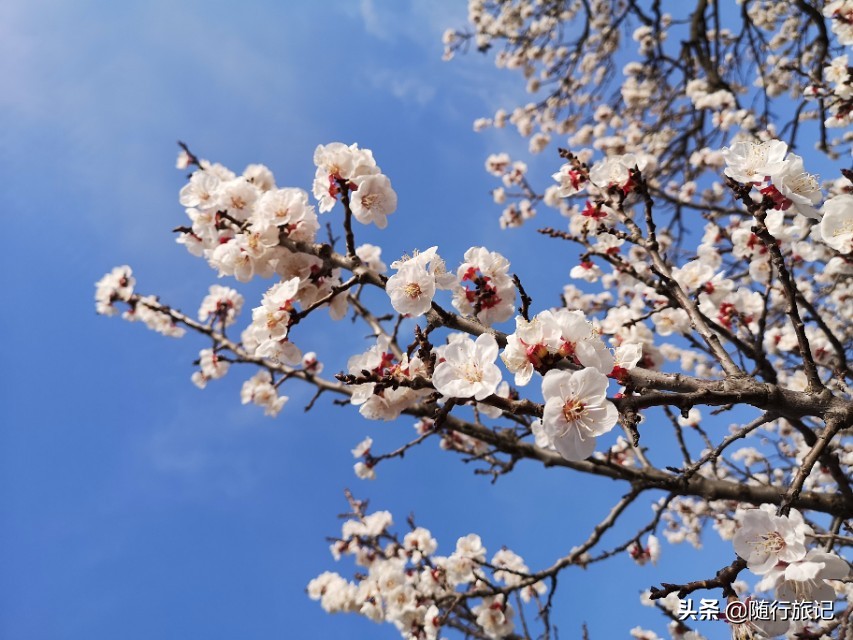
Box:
[810, 551, 851, 580]
[542, 370, 573, 402]
[542, 399, 567, 427]
[443, 341, 468, 364]
[751, 553, 780, 575]
[553, 425, 596, 461]
[575, 340, 614, 373]
[779, 539, 806, 564]
[570, 367, 610, 402]
[754, 570, 781, 594]
[784, 560, 822, 583]
[474, 333, 499, 363]
[599, 402, 619, 432]
[514, 364, 534, 387]
[575, 403, 616, 437]
[432, 362, 466, 397]
[474, 365, 503, 401]
[776, 576, 835, 603]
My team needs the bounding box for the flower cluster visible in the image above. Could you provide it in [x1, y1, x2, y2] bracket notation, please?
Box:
[95, 4, 853, 635]
[451, 247, 516, 326]
[732, 505, 850, 635]
[308, 504, 544, 640]
[95, 266, 184, 337]
[385, 247, 454, 317]
[313, 142, 398, 228]
[722, 138, 853, 255]
[346, 336, 433, 421]
[722, 139, 821, 218]
[198, 284, 244, 327]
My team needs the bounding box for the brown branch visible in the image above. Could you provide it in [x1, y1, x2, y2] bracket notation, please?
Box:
[649, 557, 747, 600]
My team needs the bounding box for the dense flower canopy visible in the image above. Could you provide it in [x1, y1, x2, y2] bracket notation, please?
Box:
[95, 1, 853, 639]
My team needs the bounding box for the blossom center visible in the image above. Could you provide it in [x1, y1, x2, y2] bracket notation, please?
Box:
[404, 282, 422, 299]
[461, 363, 484, 384]
[752, 531, 785, 554]
[361, 193, 382, 210]
[562, 398, 586, 423]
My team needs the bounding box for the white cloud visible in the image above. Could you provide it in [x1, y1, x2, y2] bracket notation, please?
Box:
[353, 0, 466, 46]
[359, 0, 390, 41]
[145, 402, 264, 499]
[370, 68, 436, 106]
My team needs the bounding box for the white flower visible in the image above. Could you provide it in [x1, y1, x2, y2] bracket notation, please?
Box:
[351, 436, 373, 458]
[820, 194, 853, 253]
[355, 243, 387, 274]
[307, 572, 356, 613]
[123, 295, 185, 337]
[756, 549, 849, 602]
[432, 334, 502, 400]
[770, 154, 821, 219]
[312, 142, 379, 212]
[485, 152, 511, 176]
[570, 260, 603, 282]
[175, 149, 191, 170]
[242, 163, 275, 191]
[472, 595, 514, 639]
[671, 259, 715, 292]
[216, 178, 259, 220]
[198, 285, 244, 326]
[386, 260, 436, 317]
[651, 307, 690, 336]
[551, 162, 587, 197]
[589, 153, 647, 190]
[209, 238, 256, 282]
[301, 351, 323, 374]
[192, 348, 229, 389]
[179, 171, 220, 209]
[676, 408, 701, 428]
[732, 505, 809, 574]
[629, 535, 660, 566]
[550, 309, 614, 373]
[446, 533, 487, 585]
[403, 527, 438, 561]
[240, 370, 287, 417]
[349, 510, 392, 538]
[251, 277, 301, 342]
[501, 310, 614, 384]
[353, 461, 375, 480]
[95, 266, 135, 316]
[501, 315, 559, 386]
[722, 139, 788, 184]
[541, 368, 618, 461]
[824, 1, 853, 45]
[252, 187, 319, 241]
[452, 247, 516, 325]
[349, 174, 397, 229]
[346, 337, 431, 421]
[612, 343, 644, 378]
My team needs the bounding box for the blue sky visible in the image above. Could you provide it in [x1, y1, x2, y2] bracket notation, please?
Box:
[1, 1, 741, 638]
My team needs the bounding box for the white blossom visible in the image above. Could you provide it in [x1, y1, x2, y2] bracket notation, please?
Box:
[820, 194, 853, 252]
[349, 174, 397, 229]
[722, 140, 788, 184]
[540, 368, 618, 461]
[432, 334, 502, 400]
[733, 505, 809, 574]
